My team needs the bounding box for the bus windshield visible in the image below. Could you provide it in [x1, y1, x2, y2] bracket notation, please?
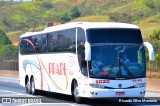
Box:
[87, 28, 143, 44]
[89, 45, 146, 79]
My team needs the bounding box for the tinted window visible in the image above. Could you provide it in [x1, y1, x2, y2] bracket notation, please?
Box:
[20, 38, 28, 54]
[28, 36, 36, 54]
[33, 34, 47, 53]
[48, 28, 76, 52]
[20, 28, 76, 55]
[87, 28, 143, 44]
[77, 28, 85, 45]
[48, 32, 57, 52]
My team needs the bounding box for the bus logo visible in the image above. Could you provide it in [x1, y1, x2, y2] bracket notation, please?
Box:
[68, 56, 75, 67]
[49, 62, 66, 75]
[118, 84, 122, 88]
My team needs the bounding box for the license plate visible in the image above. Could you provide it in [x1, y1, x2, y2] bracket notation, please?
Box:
[116, 92, 125, 95]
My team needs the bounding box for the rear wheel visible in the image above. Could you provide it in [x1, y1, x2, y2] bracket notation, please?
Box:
[31, 78, 37, 95]
[26, 79, 31, 94]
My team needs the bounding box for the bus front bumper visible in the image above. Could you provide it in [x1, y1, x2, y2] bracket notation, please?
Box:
[79, 87, 145, 98]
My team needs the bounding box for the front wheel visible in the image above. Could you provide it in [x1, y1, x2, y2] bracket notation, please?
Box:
[73, 83, 83, 103]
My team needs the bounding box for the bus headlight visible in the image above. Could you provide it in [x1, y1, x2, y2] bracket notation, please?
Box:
[89, 83, 105, 89]
[134, 83, 146, 88]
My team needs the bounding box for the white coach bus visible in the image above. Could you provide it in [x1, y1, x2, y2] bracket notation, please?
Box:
[19, 22, 154, 103]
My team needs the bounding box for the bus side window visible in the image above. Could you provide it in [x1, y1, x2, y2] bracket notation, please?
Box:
[48, 28, 76, 53]
[48, 32, 57, 52]
[67, 28, 76, 52]
[28, 37, 35, 54]
[20, 38, 28, 55]
[41, 35, 47, 52]
[34, 34, 47, 53]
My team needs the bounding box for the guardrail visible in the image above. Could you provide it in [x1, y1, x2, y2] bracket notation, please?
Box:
[0, 57, 18, 71]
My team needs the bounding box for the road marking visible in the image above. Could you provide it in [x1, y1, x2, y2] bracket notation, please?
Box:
[17, 103, 80, 106]
[145, 91, 160, 97]
[0, 89, 35, 97]
[0, 94, 32, 97]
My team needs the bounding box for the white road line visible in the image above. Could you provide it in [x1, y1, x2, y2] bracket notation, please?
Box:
[0, 89, 35, 97]
[145, 92, 160, 97]
[0, 94, 33, 97]
[18, 103, 79, 106]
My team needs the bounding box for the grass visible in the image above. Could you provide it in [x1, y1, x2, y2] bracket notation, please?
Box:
[143, 13, 160, 23]
[71, 15, 111, 22]
[137, 23, 160, 39]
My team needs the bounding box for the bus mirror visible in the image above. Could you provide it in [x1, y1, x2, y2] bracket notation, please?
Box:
[85, 41, 91, 61]
[144, 42, 155, 61]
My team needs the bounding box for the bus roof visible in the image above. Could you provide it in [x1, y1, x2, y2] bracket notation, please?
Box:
[20, 22, 140, 38]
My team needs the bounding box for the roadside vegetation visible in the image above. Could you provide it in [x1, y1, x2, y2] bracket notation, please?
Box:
[0, 31, 18, 59]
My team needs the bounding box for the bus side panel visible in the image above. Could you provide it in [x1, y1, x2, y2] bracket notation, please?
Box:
[19, 53, 81, 95]
[19, 54, 42, 90]
[19, 53, 27, 87]
[36, 53, 80, 95]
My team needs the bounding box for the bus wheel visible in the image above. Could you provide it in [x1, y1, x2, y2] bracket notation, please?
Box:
[31, 78, 37, 95]
[26, 79, 31, 94]
[73, 83, 82, 103]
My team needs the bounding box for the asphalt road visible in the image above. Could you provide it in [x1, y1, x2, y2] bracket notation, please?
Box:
[0, 77, 160, 106]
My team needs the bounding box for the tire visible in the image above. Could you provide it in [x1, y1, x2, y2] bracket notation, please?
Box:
[26, 79, 31, 94]
[73, 82, 83, 103]
[31, 78, 37, 95]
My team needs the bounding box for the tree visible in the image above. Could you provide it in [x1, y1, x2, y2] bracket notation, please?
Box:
[155, 54, 160, 71]
[0, 44, 18, 58]
[149, 28, 160, 47]
[152, 29, 160, 40]
[70, 6, 81, 19]
[0, 31, 12, 46]
[59, 11, 70, 22]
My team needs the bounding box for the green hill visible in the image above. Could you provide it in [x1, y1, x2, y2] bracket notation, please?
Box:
[143, 13, 160, 23]
[71, 15, 111, 22]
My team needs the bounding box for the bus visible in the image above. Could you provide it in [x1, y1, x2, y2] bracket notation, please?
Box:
[19, 22, 154, 103]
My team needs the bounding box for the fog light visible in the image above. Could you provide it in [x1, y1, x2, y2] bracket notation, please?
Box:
[90, 91, 94, 95]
